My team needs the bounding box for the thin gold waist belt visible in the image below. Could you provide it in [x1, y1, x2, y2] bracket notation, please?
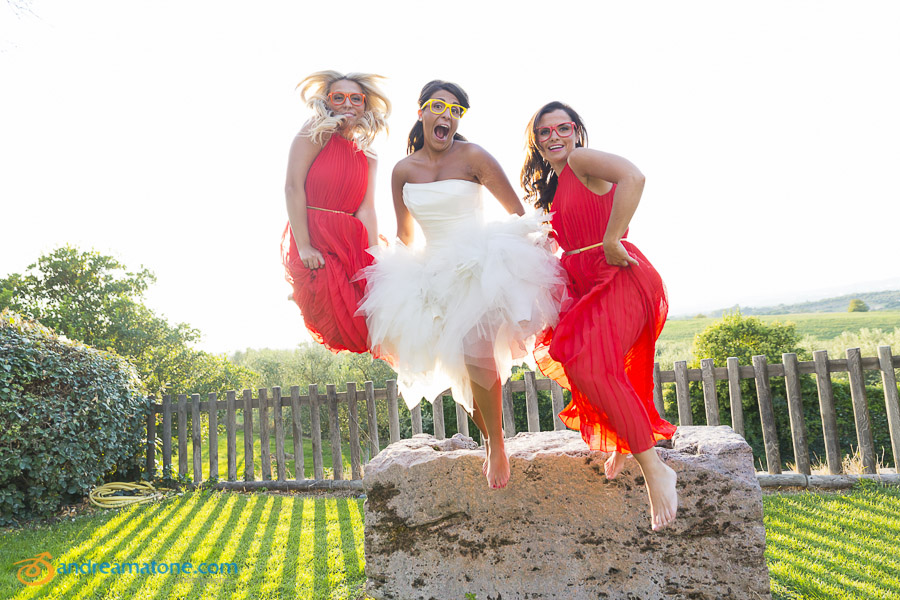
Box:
[564, 241, 604, 256]
[307, 206, 351, 215]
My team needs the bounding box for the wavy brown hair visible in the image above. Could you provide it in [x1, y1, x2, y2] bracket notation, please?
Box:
[407, 80, 469, 154]
[296, 70, 391, 157]
[521, 101, 588, 211]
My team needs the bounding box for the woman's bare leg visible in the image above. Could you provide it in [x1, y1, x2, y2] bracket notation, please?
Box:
[467, 368, 509, 489]
[632, 447, 678, 531]
[468, 404, 491, 474]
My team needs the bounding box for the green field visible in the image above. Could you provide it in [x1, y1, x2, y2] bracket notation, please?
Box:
[660, 310, 900, 346]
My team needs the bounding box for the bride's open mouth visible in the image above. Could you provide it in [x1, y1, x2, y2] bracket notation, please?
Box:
[434, 125, 450, 141]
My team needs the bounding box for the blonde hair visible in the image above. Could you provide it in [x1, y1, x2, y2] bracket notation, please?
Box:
[296, 70, 391, 156]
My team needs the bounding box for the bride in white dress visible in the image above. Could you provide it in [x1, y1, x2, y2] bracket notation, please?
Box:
[357, 81, 565, 488]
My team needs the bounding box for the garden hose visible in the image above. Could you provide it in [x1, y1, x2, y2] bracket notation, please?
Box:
[88, 481, 167, 509]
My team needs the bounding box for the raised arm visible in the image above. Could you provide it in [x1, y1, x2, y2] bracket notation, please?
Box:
[354, 155, 379, 248]
[285, 128, 326, 269]
[567, 147, 646, 267]
[392, 162, 415, 246]
[469, 144, 526, 216]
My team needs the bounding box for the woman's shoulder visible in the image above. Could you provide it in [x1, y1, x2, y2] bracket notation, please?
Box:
[392, 154, 417, 183]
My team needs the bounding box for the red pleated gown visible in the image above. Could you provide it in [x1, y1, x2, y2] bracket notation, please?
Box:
[281, 134, 373, 354]
[535, 165, 676, 454]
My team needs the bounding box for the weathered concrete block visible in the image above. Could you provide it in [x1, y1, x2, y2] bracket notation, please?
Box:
[364, 427, 770, 600]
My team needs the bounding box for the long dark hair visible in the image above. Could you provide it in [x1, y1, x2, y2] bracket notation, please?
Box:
[521, 101, 588, 211]
[407, 80, 470, 154]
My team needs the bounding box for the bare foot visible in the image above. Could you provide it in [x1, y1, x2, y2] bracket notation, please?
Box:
[482, 437, 490, 476]
[485, 438, 510, 489]
[634, 449, 678, 531]
[604, 451, 627, 479]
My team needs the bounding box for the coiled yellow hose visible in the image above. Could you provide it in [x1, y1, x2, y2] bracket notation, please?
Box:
[88, 481, 166, 508]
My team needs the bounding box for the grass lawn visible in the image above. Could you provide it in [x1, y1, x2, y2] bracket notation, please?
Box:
[0, 491, 366, 600]
[763, 483, 900, 599]
[3, 484, 899, 599]
[660, 310, 900, 346]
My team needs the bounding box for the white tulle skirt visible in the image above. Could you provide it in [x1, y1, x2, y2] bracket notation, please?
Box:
[357, 212, 566, 414]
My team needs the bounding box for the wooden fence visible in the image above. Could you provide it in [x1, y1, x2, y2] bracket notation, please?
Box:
[144, 345, 900, 491]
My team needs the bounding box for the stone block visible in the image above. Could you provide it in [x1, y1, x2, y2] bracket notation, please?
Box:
[364, 427, 770, 600]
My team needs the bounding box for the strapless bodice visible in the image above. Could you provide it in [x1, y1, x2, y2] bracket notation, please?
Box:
[403, 179, 484, 248]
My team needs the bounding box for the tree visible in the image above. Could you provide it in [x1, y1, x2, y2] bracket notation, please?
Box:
[0, 245, 254, 396]
[672, 311, 809, 468]
[847, 298, 869, 312]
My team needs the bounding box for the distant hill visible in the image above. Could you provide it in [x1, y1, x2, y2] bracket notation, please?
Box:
[706, 290, 900, 317]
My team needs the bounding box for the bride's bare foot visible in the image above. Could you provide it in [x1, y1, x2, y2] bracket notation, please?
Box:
[634, 449, 678, 531]
[604, 451, 627, 479]
[485, 438, 510, 489]
[482, 437, 490, 476]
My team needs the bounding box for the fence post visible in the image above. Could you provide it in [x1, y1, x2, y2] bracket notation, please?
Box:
[364, 381, 380, 459]
[177, 394, 188, 479]
[551, 381, 566, 431]
[191, 393, 202, 484]
[812, 351, 841, 474]
[432, 394, 446, 440]
[162, 395, 173, 479]
[847, 348, 877, 473]
[347, 382, 362, 480]
[411, 403, 423, 435]
[242, 389, 254, 481]
[700, 358, 719, 426]
[782, 353, 810, 475]
[524, 371, 541, 432]
[208, 392, 219, 481]
[387, 379, 400, 444]
[726, 357, 744, 437]
[878, 345, 900, 469]
[309, 384, 325, 480]
[290, 386, 304, 480]
[327, 384, 343, 480]
[502, 380, 516, 437]
[259, 388, 272, 481]
[455, 400, 470, 438]
[652, 363, 665, 419]
[226, 390, 237, 481]
[146, 397, 157, 477]
[273, 387, 286, 482]
[674, 361, 692, 426]
[752, 355, 781, 474]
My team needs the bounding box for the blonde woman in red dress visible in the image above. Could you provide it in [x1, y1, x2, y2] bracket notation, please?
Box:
[282, 70, 390, 354]
[521, 101, 678, 530]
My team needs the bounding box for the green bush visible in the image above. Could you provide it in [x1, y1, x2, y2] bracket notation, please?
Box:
[664, 311, 897, 469]
[0, 310, 149, 524]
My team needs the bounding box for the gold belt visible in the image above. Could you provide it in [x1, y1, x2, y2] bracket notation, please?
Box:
[564, 241, 604, 256]
[307, 206, 351, 215]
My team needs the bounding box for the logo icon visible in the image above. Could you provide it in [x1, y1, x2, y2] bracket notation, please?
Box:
[13, 552, 56, 586]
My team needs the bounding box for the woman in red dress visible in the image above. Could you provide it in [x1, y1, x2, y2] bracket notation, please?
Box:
[281, 71, 390, 354]
[521, 101, 678, 531]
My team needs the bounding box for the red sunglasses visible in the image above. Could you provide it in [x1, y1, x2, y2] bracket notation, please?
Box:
[535, 122, 576, 142]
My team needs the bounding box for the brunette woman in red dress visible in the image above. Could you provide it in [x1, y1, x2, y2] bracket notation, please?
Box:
[521, 101, 678, 531]
[282, 71, 390, 354]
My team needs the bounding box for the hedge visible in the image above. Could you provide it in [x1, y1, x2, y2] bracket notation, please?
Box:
[0, 310, 149, 524]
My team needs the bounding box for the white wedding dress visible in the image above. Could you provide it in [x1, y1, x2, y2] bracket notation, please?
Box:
[357, 179, 566, 413]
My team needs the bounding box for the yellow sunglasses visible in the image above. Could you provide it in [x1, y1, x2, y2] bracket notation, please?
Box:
[420, 98, 467, 119]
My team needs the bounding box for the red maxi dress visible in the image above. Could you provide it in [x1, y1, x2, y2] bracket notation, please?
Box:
[281, 134, 373, 354]
[535, 165, 676, 454]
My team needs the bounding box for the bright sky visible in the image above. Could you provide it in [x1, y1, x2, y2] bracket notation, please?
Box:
[2, 1, 899, 354]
